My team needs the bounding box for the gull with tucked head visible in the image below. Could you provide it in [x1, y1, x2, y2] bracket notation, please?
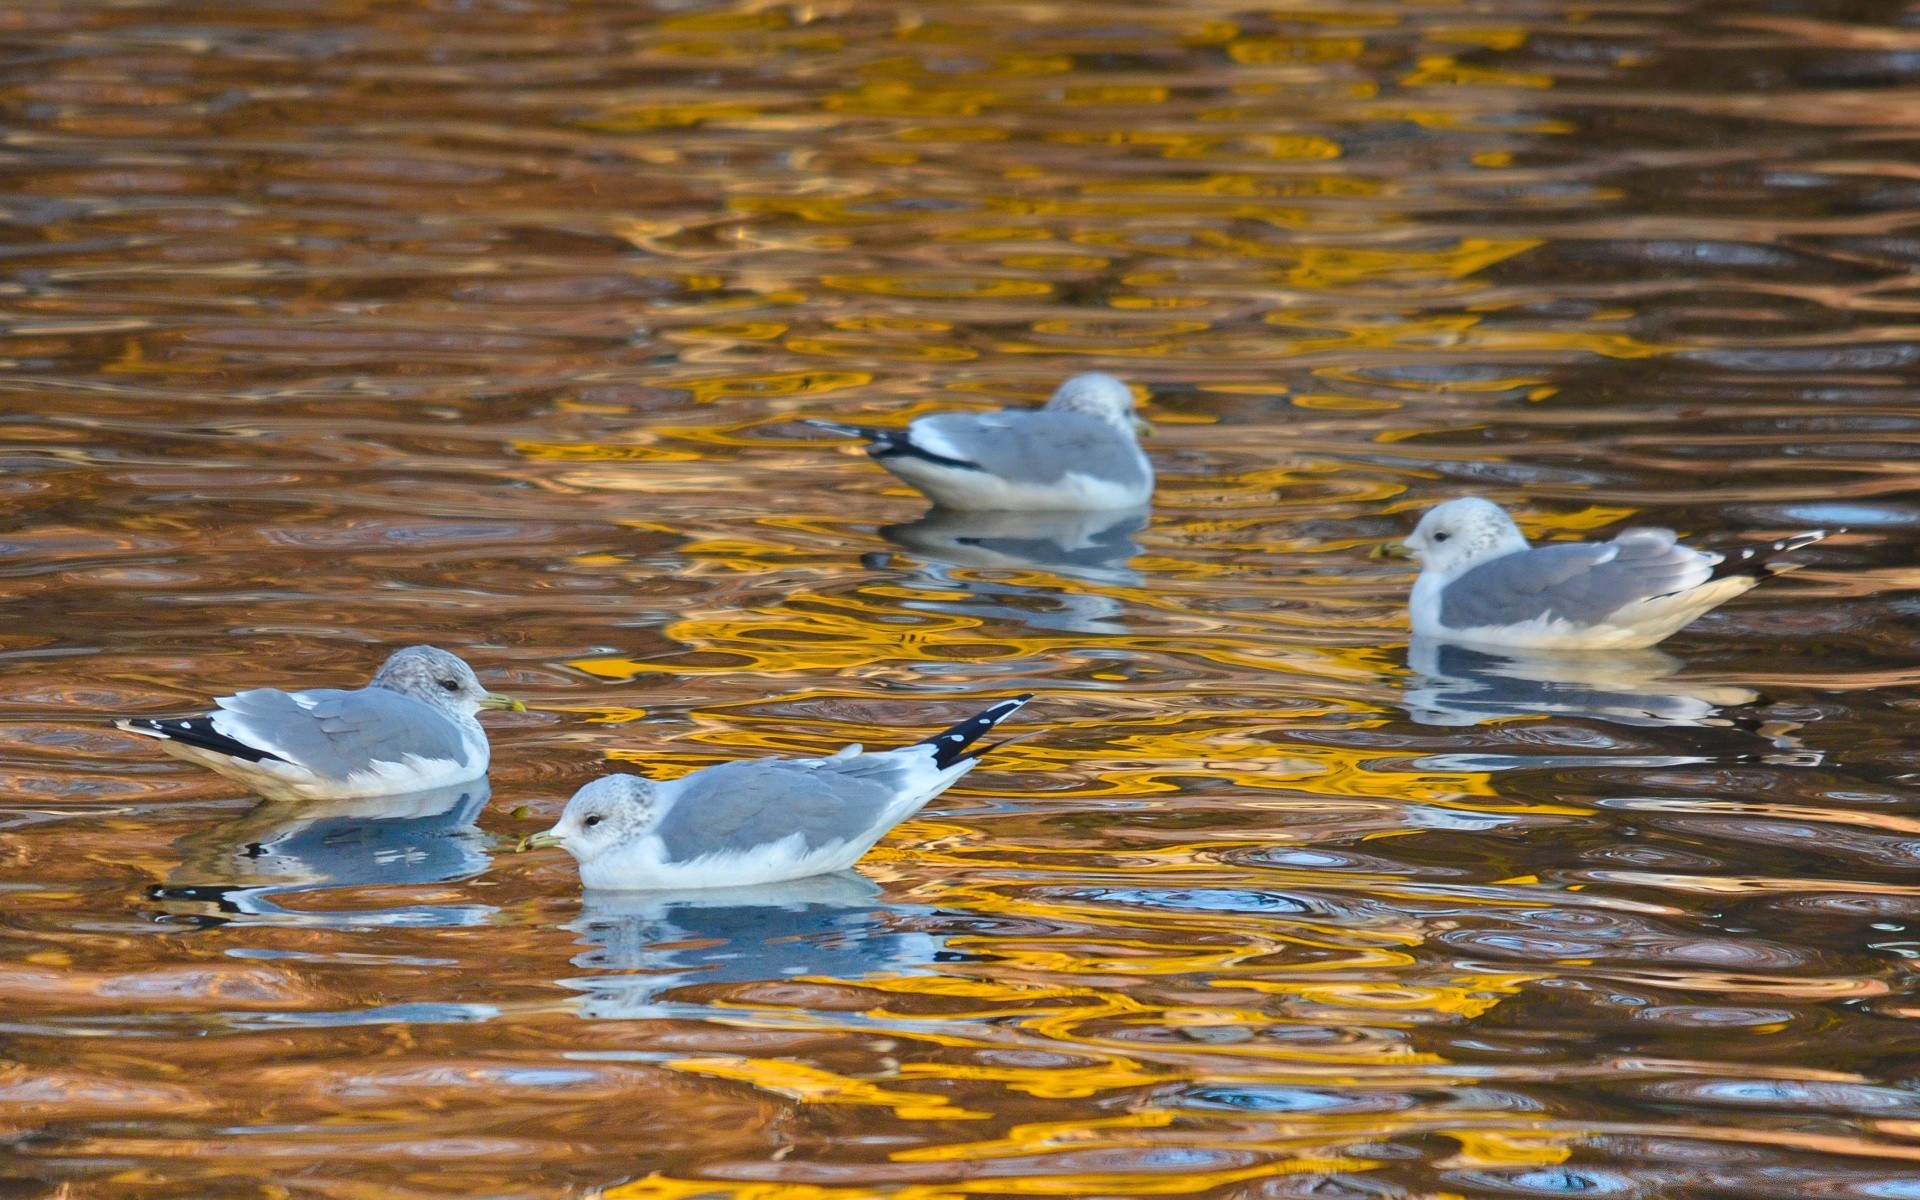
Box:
[1386, 496, 1829, 651]
[805, 373, 1153, 511]
[117, 645, 524, 802]
[521, 695, 1033, 890]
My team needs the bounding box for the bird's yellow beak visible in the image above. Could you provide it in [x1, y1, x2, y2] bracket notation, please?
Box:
[479, 693, 527, 713]
[516, 829, 564, 853]
[1133, 417, 1156, 438]
[1370, 541, 1415, 561]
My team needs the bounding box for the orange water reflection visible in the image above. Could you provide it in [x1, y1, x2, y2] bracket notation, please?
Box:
[5, 0, 1920, 1196]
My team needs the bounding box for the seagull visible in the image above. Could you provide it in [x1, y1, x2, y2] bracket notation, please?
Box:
[117, 645, 524, 802]
[520, 694, 1033, 890]
[1386, 496, 1829, 651]
[804, 373, 1153, 511]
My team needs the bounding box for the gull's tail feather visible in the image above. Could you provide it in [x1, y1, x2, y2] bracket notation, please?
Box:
[1711, 529, 1837, 582]
[116, 717, 283, 764]
[802, 419, 979, 471]
[914, 695, 1035, 769]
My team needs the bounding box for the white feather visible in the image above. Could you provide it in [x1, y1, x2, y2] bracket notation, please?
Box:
[117, 720, 487, 803]
[573, 750, 975, 891]
[1414, 575, 1761, 652]
[881, 458, 1147, 511]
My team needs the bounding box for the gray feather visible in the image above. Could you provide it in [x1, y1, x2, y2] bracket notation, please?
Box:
[212, 687, 472, 778]
[1440, 529, 1718, 629]
[909, 411, 1147, 488]
[652, 754, 932, 863]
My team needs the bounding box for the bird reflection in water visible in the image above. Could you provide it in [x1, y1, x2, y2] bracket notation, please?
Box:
[151, 779, 494, 927]
[873, 506, 1148, 634]
[1403, 637, 1767, 728]
[561, 872, 946, 1019]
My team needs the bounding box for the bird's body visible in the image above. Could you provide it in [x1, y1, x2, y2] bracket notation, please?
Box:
[806, 373, 1152, 511]
[1398, 497, 1826, 652]
[525, 695, 1033, 890]
[565, 752, 958, 890]
[116, 646, 522, 802]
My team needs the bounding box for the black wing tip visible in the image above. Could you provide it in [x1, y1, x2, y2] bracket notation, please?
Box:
[915, 695, 1036, 769]
[880, 442, 983, 472]
[124, 716, 283, 764]
[1712, 528, 1835, 581]
[802, 418, 985, 473]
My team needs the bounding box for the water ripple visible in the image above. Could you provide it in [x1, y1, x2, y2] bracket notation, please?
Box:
[5, 0, 1920, 1195]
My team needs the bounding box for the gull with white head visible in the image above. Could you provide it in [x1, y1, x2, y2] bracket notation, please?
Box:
[805, 373, 1153, 511]
[1386, 496, 1828, 652]
[117, 645, 524, 802]
[520, 695, 1032, 890]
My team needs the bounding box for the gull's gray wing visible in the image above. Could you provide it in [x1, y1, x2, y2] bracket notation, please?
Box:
[909, 410, 1148, 488]
[1440, 530, 1718, 629]
[211, 686, 470, 778]
[651, 753, 929, 864]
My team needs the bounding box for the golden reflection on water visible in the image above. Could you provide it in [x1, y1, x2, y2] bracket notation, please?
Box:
[7, 0, 1920, 1197]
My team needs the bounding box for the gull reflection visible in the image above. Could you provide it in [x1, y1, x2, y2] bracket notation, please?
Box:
[561, 872, 944, 1018]
[151, 779, 494, 927]
[878, 506, 1147, 634]
[1402, 637, 1760, 729]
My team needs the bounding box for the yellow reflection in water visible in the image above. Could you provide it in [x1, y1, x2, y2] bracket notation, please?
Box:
[22, 0, 1881, 1196]
[668, 1058, 990, 1121]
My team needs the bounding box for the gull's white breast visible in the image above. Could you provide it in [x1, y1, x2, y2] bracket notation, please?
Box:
[578, 831, 874, 891]
[883, 457, 1149, 511]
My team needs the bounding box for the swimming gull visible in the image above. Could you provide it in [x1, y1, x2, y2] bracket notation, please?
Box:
[804, 373, 1153, 511]
[1387, 496, 1828, 651]
[117, 645, 524, 802]
[520, 694, 1033, 890]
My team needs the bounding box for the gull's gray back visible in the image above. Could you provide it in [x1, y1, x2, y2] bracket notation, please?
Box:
[651, 754, 933, 864]
[916, 410, 1147, 488]
[217, 686, 471, 776]
[1440, 530, 1716, 629]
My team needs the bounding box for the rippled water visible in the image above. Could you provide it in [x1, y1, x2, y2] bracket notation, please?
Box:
[7, 0, 1920, 1195]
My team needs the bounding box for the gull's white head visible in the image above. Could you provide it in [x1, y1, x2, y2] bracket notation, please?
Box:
[370, 645, 523, 717]
[1403, 497, 1530, 578]
[1043, 373, 1146, 435]
[526, 774, 659, 865]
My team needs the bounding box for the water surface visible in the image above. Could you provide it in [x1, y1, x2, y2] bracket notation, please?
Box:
[6, 0, 1920, 1196]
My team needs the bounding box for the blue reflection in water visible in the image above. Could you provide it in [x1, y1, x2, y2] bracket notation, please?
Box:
[1055, 886, 1322, 915]
[1770, 502, 1917, 527]
[150, 779, 494, 928]
[878, 506, 1147, 634]
[1402, 638, 1758, 729]
[235, 1001, 501, 1029]
[1446, 1167, 1635, 1195]
[560, 872, 948, 1018]
[1178, 1084, 1378, 1113]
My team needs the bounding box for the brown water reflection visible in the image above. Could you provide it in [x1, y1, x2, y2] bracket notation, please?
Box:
[6, 0, 1920, 1195]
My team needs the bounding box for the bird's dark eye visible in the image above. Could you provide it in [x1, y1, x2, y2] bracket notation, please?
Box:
[1433, 531, 1451, 543]
[439, 678, 460, 692]
[583, 815, 603, 829]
